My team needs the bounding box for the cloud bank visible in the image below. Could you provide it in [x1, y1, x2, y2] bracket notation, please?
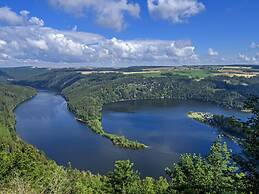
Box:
[0, 25, 199, 67]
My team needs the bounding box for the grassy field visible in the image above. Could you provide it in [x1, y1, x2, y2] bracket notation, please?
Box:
[79, 65, 259, 79]
[141, 72, 163, 78]
[170, 69, 214, 79]
[187, 111, 212, 122]
[122, 69, 213, 79]
[137, 67, 259, 79]
[123, 70, 163, 78]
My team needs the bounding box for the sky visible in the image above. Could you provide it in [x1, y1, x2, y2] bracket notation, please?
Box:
[0, 0, 258, 67]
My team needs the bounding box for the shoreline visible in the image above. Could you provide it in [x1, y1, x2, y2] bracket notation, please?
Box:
[187, 111, 244, 145]
[75, 116, 148, 150]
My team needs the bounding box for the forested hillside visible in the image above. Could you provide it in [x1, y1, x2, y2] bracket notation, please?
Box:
[0, 84, 36, 140]
[62, 73, 247, 148]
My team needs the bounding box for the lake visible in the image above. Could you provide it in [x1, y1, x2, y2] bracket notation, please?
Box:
[15, 91, 249, 178]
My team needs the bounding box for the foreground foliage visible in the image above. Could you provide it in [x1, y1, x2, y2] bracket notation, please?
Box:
[236, 96, 259, 193]
[166, 140, 247, 193]
[188, 98, 259, 192]
[1, 139, 251, 193]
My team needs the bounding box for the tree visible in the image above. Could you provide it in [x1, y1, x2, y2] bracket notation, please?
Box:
[235, 96, 259, 192]
[206, 140, 246, 192]
[166, 139, 246, 193]
[107, 160, 140, 194]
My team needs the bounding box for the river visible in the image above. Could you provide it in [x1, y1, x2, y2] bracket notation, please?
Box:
[15, 91, 249, 178]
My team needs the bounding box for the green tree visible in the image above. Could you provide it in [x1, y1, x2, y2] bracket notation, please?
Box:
[166, 140, 246, 193]
[235, 96, 259, 192]
[141, 177, 156, 194]
[107, 160, 140, 194]
[155, 177, 169, 194]
[206, 141, 246, 192]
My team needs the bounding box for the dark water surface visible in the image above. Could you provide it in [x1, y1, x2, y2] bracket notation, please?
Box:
[15, 91, 249, 178]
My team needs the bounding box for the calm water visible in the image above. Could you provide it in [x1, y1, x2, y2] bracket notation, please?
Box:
[15, 91, 249, 178]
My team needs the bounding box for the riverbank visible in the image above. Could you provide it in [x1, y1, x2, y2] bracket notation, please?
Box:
[187, 111, 245, 143]
[75, 113, 148, 149]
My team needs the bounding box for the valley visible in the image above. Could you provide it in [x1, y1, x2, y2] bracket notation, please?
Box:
[0, 65, 258, 193]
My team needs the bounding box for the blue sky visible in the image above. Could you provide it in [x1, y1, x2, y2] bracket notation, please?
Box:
[0, 0, 258, 67]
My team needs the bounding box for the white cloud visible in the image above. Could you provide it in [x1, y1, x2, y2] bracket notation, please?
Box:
[47, 33, 95, 56]
[0, 25, 199, 66]
[0, 39, 7, 49]
[0, 7, 44, 27]
[239, 53, 250, 62]
[1, 23, 256, 66]
[0, 53, 10, 60]
[0, 7, 24, 25]
[168, 41, 196, 58]
[100, 38, 198, 64]
[20, 10, 30, 17]
[48, 0, 140, 31]
[29, 17, 44, 26]
[147, 0, 205, 23]
[208, 48, 219, 56]
[239, 53, 257, 63]
[27, 39, 48, 50]
[105, 37, 139, 58]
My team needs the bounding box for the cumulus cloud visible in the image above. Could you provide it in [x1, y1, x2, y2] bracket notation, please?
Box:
[208, 48, 219, 56]
[0, 6, 199, 66]
[0, 7, 24, 25]
[48, 0, 140, 31]
[47, 33, 96, 56]
[0, 26, 102, 63]
[0, 25, 199, 66]
[0, 7, 44, 26]
[27, 39, 48, 50]
[1, 23, 255, 67]
[147, 0, 205, 23]
[168, 41, 196, 58]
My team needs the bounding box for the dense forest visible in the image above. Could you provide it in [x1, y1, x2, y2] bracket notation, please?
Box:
[0, 84, 36, 140]
[0, 66, 258, 193]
